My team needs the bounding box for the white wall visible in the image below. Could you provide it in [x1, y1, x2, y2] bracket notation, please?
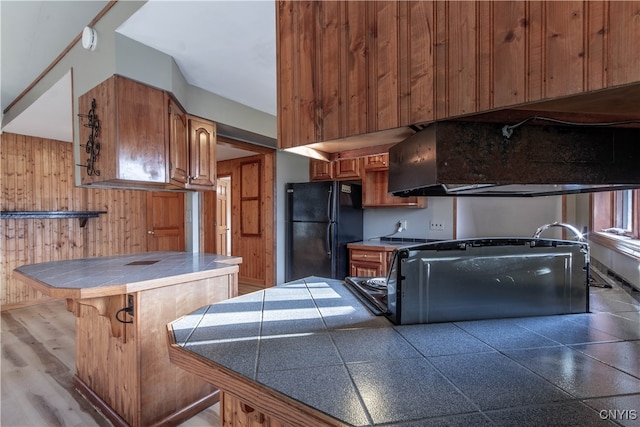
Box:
[456, 196, 565, 239]
[590, 242, 640, 289]
[364, 195, 571, 242]
[275, 151, 310, 284]
[363, 197, 454, 241]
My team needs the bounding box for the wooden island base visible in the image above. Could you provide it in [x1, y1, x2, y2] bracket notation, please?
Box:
[67, 273, 236, 427]
[73, 375, 219, 427]
[13, 252, 242, 427]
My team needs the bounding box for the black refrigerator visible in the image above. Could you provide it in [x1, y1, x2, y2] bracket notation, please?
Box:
[285, 181, 363, 282]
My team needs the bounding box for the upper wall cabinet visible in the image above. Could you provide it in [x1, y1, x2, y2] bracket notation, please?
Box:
[309, 159, 334, 181]
[277, 1, 640, 150]
[78, 75, 168, 187]
[167, 97, 217, 190]
[77, 75, 217, 191]
[185, 117, 217, 190]
[309, 158, 361, 181]
[167, 95, 189, 186]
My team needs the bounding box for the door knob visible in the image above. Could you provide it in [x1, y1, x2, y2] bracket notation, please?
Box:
[147, 230, 155, 235]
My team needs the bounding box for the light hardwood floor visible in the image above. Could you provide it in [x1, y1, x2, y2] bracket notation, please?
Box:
[1, 284, 266, 426]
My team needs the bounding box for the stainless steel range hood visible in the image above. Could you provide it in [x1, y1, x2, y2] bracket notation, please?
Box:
[388, 121, 640, 197]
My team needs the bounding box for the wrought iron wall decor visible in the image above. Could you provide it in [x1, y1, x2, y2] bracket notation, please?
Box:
[77, 98, 101, 176]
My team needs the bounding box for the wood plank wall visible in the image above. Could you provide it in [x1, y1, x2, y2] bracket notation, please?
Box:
[1, 133, 149, 309]
[277, 0, 640, 149]
[216, 153, 275, 287]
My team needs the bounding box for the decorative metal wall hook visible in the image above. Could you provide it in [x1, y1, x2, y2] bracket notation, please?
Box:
[77, 98, 101, 176]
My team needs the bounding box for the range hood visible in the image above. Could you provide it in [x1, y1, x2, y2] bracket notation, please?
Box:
[388, 121, 640, 197]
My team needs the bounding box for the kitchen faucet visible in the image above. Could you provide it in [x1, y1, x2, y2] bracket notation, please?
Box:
[533, 222, 585, 241]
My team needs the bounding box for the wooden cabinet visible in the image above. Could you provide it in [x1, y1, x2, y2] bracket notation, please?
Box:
[309, 152, 425, 207]
[186, 116, 217, 189]
[334, 158, 361, 180]
[361, 152, 426, 207]
[77, 75, 217, 191]
[167, 95, 189, 186]
[277, 1, 640, 150]
[349, 245, 395, 277]
[14, 253, 241, 427]
[362, 169, 426, 208]
[167, 97, 217, 190]
[363, 153, 389, 171]
[309, 159, 334, 181]
[78, 75, 168, 187]
[310, 158, 361, 181]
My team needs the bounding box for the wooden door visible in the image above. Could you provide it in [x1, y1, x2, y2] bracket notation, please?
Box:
[202, 190, 216, 254]
[146, 192, 185, 251]
[216, 179, 230, 255]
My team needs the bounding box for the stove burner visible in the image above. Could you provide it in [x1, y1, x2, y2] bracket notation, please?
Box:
[359, 278, 387, 291]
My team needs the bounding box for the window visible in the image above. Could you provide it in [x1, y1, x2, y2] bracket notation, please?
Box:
[592, 189, 639, 240]
[614, 190, 633, 232]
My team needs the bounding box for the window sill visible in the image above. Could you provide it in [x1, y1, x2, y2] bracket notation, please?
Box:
[589, 232, 640, 261]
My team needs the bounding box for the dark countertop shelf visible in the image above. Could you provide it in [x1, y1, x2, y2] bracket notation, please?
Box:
[1, 210, 107, 227]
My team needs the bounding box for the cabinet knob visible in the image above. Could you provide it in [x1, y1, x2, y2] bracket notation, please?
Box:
[147, 230, 155, 235]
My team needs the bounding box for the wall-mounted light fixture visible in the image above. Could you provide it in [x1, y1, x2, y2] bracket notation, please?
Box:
[82, 26, 97, 51]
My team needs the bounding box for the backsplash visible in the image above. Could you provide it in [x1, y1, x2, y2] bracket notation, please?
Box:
[363, 198, 455, 241]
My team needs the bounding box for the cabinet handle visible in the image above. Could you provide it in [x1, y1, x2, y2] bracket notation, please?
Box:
[147, 230, 155, 235]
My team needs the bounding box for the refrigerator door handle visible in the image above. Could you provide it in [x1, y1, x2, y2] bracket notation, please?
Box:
[327, 186, 334, 222]
[326, 222, 333, 256]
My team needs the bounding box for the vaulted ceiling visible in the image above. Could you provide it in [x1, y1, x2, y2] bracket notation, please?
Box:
[1, 0, 276, 160]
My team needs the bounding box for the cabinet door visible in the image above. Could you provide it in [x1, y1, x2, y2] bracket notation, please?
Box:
[78, 75, 168, 186]
[188, 117, 217, 189]
[335, 158, 361, 179]
[115, 77, 168, 183]
[167, 96, 189, 185]
[349, 248, 385, 276]
[309, 159, 334, 181]
[350, 262, 383, 277]
[362, 170, 427, 208]
[363, 153, 389, 171]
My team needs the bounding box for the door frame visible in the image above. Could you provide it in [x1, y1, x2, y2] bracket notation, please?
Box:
[204, 136, 277, 287]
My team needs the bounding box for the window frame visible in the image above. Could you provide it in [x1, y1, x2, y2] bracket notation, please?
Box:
[590, 190, 639, 261]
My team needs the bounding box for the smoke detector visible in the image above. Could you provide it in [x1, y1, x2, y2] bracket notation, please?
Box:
[82, 26, 97, 51]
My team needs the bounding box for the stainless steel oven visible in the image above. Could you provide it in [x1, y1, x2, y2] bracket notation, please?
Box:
[345, 238, 590, 325]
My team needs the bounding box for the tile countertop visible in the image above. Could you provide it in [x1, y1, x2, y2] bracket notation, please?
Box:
[168, 277, 640, 426]
[13, 251, 242, 299]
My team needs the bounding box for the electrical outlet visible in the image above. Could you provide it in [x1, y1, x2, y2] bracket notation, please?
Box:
[396, 220, 408, 232]
[430, 221, 444, 231]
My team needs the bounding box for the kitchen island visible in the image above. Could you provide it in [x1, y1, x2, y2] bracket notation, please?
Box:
[167, 276, 640, 426]
[14, 251, 241, 427]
